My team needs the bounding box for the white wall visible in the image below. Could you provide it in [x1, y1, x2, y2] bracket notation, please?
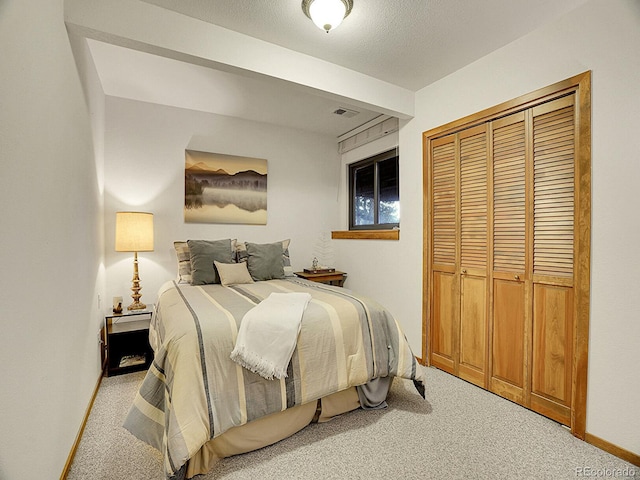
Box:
[103, 97, 341, 304]
[334, 132, 427, 359]
[396, 0, 639, 455]
[0, 0, 105, 478]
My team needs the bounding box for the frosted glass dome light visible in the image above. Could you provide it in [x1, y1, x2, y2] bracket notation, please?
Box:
[302, 0, 353, 33]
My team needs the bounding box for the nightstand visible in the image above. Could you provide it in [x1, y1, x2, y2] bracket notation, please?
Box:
[294, 270, 347, 287]
[104, 305, 154, 376]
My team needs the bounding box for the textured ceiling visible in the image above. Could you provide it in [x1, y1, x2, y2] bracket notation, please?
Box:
[86, 0, 589, 137]
[140, 0, 589, 91]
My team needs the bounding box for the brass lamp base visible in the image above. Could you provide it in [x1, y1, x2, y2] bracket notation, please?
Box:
[127, 251, 146, 310]
[127, 300, 147, 311]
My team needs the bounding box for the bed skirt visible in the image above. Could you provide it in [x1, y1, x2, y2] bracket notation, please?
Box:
[185, 386, 362, 478]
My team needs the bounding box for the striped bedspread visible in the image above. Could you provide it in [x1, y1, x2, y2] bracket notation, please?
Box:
[124, 278, 425, 479]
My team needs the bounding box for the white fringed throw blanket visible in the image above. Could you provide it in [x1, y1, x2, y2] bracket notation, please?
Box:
[230, 292, 312, 380]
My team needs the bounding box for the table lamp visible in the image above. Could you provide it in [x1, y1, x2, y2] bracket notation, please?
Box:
[115, 211, 154, 310]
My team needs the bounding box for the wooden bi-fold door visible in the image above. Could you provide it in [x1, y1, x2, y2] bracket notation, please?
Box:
[430, 134, 457, 376]
[429, 124, 489, 390]
[458, 125, 489, 389]
[528, 96, 577, 424]
[489, 110, 528, 406]
[489, 96, 576, 424]
[424, 72, 591, 437]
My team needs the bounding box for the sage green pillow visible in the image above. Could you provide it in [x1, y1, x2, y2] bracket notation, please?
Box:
[245, 241, 285, 281]
[187, 239, 234, 285]
[236, 239, 293, 276]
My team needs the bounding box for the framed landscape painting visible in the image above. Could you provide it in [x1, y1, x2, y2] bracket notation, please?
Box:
[184, 150, 268, 224]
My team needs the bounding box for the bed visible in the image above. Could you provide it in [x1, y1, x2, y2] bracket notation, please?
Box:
[123, 239, 425, 480]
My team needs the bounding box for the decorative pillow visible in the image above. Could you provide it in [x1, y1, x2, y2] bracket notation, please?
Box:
[188, 239, 234, 285]
[175, 239, 237, 284]
[236, 239, 293, 277]
[244, 241, 285, 281]
[174, 241, 192, 284]
[281, 240, 293, 277]
[214, 261, 254, 286]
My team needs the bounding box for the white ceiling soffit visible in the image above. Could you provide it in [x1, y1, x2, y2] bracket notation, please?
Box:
[140, 0, 591, 91]
[65, 0, 414, 137]
[87, 39, 382, 137]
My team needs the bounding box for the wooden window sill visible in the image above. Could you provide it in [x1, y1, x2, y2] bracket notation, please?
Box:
[331, 230, 399, 240]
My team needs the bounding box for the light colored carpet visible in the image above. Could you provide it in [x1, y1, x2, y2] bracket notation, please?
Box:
[67, 366, 636, 479]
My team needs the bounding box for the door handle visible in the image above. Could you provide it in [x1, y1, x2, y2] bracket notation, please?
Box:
[461, 269, 467, 275]
[514, 274, 520, 280]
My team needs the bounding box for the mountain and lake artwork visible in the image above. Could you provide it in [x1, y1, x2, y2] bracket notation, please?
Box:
[184, 150, 267, 224]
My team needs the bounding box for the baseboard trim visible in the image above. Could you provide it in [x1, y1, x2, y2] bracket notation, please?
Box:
[585, 433, 640, 467]
[59, 365, 105, 480]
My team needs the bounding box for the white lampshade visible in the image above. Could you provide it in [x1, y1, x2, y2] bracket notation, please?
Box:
[303, 0, 353, 33]
[115, 212, 154, 252]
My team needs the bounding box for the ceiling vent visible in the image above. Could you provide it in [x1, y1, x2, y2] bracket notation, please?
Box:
[333, 107, 359, 118]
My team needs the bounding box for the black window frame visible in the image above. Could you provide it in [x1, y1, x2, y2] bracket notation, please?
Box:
[348, 148, 399, 230]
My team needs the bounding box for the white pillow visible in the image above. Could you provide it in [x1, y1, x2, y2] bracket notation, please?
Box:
[214, 261, 254, 286]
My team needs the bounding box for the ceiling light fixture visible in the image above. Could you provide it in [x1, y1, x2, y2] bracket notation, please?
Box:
[302, 0, 353, 33]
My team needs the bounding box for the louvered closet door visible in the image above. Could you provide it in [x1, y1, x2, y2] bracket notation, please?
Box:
[430, 134, 457, 374]
[530, 96, 575, 425]
[458, 125, 489, 387]
[490, 111, 528, 405]
[427, 74, 590, 434]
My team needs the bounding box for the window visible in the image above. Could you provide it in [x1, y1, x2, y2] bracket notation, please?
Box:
[349, 149, 399, 230]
